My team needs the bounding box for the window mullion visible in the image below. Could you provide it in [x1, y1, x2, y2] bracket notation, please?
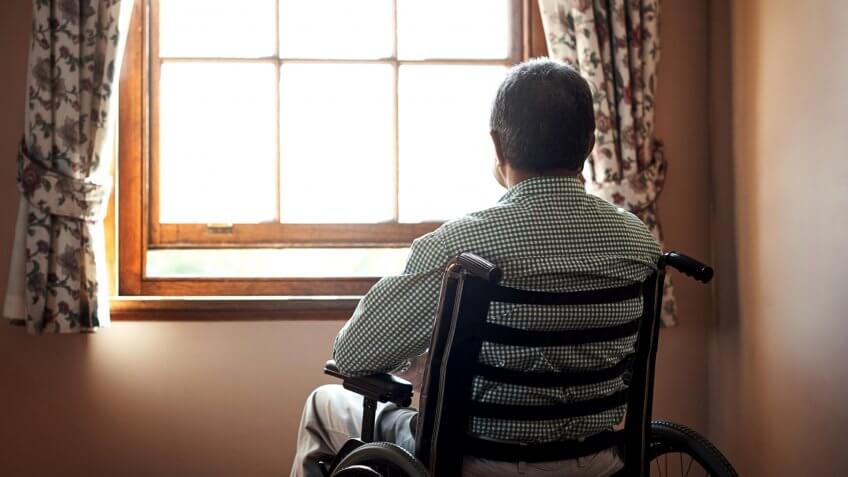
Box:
[391, 0, 400, 222]
[274, 0, 282, 223]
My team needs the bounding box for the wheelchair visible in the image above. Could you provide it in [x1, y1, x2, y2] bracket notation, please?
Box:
[321, 252, 737, 476]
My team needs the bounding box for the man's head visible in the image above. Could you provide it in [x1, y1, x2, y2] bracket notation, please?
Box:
[489, 58, 595, 187]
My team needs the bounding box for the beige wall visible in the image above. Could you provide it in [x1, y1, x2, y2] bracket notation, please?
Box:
[0, 1, 713, 475]
[652, 0, 712, 434]
[709, 0, 848, 475]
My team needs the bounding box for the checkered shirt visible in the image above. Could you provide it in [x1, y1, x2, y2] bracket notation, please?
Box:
[333, 175, 661, 443]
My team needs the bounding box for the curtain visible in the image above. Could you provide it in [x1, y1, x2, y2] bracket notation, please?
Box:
[538, 0, 677, 325]
[3, 0, 130, 333]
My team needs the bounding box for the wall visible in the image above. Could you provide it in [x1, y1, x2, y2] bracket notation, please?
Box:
[0, 1, 713, 475]
[709, 0, 848, 475]
[652, 0, 712, 434]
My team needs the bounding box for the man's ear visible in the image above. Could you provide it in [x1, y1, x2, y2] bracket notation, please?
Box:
[577, 134, 596, 173]
[588, 134, 596, 156]
[490, 131, 508, 188]
[490, 130, 505, 165]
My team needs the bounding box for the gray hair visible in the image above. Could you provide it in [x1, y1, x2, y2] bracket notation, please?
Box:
[489, 58, 595, 172]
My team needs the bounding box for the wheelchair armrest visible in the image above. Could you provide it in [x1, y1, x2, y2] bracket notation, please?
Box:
[325, 360, 414, 408]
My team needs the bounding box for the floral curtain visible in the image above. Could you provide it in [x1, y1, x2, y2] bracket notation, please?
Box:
[3, 0, 129, 333]
[538, 0, 677, 325]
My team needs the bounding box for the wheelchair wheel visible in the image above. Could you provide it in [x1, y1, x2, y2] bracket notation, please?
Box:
[331, 465, 382, 477]
[331, 442, 428, 477]
[648, 421, 738, 477]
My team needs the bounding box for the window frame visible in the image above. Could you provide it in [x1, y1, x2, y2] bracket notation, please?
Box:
[115, 0, 548, 305]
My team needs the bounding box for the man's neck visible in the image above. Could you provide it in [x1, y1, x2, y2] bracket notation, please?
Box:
[505, 168, 581, 189]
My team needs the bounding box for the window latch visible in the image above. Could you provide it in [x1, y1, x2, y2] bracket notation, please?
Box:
[207, 223, 234, 234]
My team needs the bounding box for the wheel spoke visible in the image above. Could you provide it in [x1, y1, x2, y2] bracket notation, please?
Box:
[649, 451, 715, 477]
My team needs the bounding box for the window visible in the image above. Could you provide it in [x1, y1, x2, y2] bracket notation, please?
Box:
[116, 0, 547, 304]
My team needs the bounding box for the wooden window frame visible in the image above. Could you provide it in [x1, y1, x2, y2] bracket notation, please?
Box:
[115, 0, 548, 312]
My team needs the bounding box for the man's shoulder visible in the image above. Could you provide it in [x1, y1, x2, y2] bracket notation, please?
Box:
[431, 202, 515, 239]
[584, 194, 656, 232]
[425, 192, 661, 260]
[588, 196, 662, 256]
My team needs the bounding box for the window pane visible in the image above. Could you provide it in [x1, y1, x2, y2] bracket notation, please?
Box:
[398, 65, 507, 222]
[159, 62, 277, 223]
[397, 0, 512, 59]
[280, 0, 393, 59]
[147, 248, 409, 278]
[159, 0, 276, 57]
[280, 64, 394, 223]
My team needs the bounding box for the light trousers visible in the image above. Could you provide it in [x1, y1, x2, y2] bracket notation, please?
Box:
[291, 384, 623, 477]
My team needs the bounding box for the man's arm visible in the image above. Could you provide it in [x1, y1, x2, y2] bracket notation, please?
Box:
[332, 232, 452, 376]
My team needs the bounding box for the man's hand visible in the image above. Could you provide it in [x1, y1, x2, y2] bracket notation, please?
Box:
[393, 353, 428, 393]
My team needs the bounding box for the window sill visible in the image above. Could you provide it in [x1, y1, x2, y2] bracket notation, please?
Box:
[109, 296, 359, 321]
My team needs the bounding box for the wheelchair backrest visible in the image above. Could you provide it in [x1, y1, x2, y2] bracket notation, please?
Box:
[414, 253, 665, 476]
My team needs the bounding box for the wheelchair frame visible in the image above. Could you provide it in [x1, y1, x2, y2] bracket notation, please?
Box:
[322, 251, 716, 476]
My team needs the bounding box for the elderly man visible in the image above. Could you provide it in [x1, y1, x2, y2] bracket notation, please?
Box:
[291, 58, 661, 477]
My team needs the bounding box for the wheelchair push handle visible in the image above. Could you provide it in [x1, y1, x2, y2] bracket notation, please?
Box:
[456, 253, 503, 284]
[664, 251, 714, 283]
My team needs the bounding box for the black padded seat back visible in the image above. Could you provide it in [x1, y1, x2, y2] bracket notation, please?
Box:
[416, 254, 664, 476]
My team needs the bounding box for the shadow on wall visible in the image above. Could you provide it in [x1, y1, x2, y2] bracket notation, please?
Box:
[0, 320, 342, 475]
[707, 0, 747, 469]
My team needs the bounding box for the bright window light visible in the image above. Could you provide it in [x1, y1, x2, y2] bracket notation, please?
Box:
[159, 62, 278, 223]
[399, 65, 508, 221]
[159, 0, 276, 57]
[279, 0, 394, 59]
[147, 248, 410, 278]
[280, 63, 395, 223]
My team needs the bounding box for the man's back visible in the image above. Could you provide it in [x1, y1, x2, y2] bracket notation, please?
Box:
[334, 175, 661, 443]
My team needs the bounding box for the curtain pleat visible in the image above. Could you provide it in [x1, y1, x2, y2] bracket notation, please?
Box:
[3, 202, 28, 324]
